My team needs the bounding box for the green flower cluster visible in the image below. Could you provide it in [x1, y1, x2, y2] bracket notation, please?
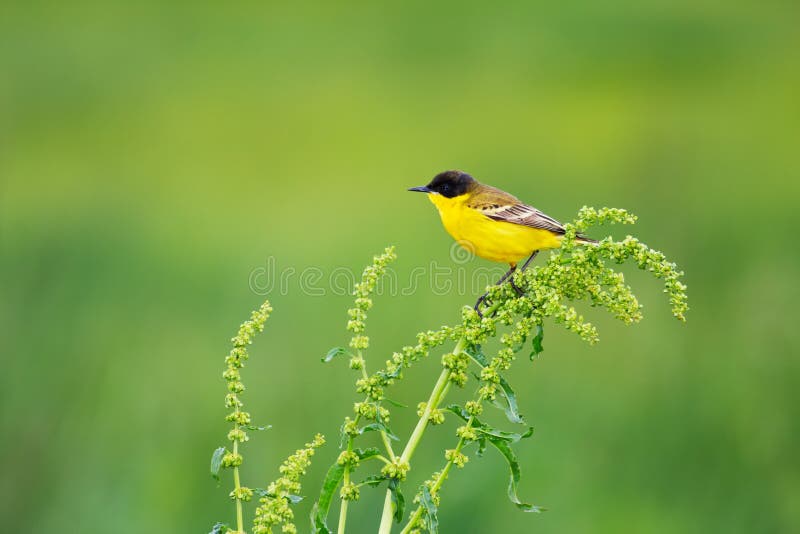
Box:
[223, 300, 273, 445]
[384, 325, 460, 380]
[220, 300, 273, 529]
[347, 246, 397, 356]
[253, 434, 325, 534]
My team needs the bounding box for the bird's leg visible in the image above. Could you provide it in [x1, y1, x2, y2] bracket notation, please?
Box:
[474, 264, 517, 314]
[518, 250, 540, 272]
[509, 250, 540, 294]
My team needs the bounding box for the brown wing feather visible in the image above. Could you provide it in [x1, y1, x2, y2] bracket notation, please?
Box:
[467, 186, 566, 234]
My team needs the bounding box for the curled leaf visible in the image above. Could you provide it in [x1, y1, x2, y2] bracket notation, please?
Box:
[485, 437, 543, 513]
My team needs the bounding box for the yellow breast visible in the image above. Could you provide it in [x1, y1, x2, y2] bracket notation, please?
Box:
[427, 193, 562, 264]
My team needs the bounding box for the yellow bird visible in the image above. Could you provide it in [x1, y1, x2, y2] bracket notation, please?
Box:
[409, 170, 594, 308]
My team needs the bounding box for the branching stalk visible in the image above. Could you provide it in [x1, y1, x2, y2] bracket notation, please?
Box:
[376, 338, 466, 534]
[400, 415, 476, 533]
[339, 349, 398, 534]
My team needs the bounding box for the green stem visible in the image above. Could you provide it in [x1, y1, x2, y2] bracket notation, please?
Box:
[380, 429, 397, 460]
[377, 337, 467, 534]
[338, 467, 350, 534]
[233, 437, 244, 534]
[379, 490, 395, 534]
[400, 368, 453, 464]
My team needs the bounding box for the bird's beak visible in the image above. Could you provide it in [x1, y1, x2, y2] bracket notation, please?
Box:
[408, 186, 431, 193]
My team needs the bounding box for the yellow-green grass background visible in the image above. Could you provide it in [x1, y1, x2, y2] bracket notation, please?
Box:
[2, 2, 798, 532]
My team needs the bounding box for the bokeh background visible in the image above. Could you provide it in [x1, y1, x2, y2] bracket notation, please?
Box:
[2, 2, 799, 533]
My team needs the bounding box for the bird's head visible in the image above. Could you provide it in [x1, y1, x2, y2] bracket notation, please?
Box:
[409, 170, 478, 198]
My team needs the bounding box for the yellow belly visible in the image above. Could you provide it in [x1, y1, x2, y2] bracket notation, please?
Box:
[428, 193, 561, 264]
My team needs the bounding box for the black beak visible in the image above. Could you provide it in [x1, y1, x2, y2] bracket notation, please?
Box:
[408, 186, 431, 193]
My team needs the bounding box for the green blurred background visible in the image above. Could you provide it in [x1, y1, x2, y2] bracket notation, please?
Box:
[2, 2, 799, 533]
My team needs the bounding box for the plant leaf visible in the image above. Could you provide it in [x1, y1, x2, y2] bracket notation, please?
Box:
[358, 474, 388, 488]
[255, 487, 305, 504]
[475, 426, 534, 443]
[210, 447, 226, 482]
[389, 478, 405, 523]
[485, 437, 543, 513]
[322, 347, 350, 363]
[244, 424, 272, 431]
[445, 404, 469, 420]
[384, 397, 408, 408]
[530, 325, 544, 360]
[209, 522, 229, 534]
[376, 410, 400, 441]
[420, 486, 439, 533]
[464, 344, 489, 367]
[359, 422, 399, 441]
[497, 375, 526, 425]
[312, 461, 346, 533]
[445, 406, 532, 443]
[355, 447, 382, 460]
[476, 436, 488, 457]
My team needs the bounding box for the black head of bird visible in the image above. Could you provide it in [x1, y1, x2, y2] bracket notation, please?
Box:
[408, 170, 478, 198]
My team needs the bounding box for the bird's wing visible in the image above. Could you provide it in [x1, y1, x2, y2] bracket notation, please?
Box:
[467, 186, 566, 234]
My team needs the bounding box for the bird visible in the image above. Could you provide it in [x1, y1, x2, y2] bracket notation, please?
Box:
[409, 170, 595, 311]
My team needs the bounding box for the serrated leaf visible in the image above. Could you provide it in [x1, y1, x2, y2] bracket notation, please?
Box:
[210, 447, 226, 482]
[312, 461, 346, 533]
[530, 325, 544, 360]
[388, 478, 405, 523]
[209, 522, 229, 534]
[322, 347, 350, 363]
[420, 486, 439, 533]
[485, 436, 543, 513]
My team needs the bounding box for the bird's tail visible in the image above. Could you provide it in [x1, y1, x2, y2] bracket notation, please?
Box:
[576, 234, 598, 245]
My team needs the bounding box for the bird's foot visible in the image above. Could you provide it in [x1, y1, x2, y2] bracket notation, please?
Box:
[509, 278, 525, 297]
[474, 292, 490, 318]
